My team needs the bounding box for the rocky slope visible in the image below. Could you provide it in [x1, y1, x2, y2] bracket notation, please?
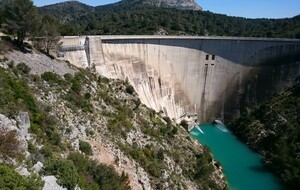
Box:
[0, 39, 226, 189]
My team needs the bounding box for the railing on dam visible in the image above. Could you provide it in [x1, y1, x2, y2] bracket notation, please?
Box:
[94, 35, 300, 42]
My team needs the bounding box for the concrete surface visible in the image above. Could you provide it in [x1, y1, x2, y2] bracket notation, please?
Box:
[60, 36, 300, 123]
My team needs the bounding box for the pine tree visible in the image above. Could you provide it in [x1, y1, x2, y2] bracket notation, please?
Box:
[40, 15, 60, 54]
[2, 0, 41, 45]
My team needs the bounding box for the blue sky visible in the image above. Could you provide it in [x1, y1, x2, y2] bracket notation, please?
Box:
[33, 0, 300, 19]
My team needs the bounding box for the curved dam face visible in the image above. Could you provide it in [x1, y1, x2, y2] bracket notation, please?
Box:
[60, 36, 300, 122]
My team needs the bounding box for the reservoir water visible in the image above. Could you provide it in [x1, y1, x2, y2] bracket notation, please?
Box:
[190, 123, 284, 190]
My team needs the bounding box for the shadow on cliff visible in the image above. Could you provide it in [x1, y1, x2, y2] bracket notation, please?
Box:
[218, 56, 300, 124]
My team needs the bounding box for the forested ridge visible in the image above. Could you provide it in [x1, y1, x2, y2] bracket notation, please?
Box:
[38, 1, 300, 38]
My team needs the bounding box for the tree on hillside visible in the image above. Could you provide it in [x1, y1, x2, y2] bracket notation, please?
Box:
[39, 15, 60, 54]
[2, 0, 41, 45]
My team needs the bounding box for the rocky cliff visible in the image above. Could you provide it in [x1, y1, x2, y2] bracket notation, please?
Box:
[123, 0, 202, 10]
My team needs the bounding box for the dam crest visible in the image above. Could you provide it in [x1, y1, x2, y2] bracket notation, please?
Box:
[60, 36, 300, 123]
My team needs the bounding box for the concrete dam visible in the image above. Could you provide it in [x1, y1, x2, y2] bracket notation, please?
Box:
[60, 36, 300, 123]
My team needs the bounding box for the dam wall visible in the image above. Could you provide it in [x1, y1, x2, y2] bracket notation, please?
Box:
[60, 36, 300, 122]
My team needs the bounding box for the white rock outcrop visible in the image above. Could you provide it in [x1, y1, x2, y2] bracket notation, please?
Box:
[42, 176, 67, 190]
[0, 113, 18, 131]
[32, 161, 44, 173]
[16, 112, 30, 139]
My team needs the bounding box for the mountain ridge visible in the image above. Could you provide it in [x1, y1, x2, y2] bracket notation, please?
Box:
[38, 0, 300, 38]
[40, 0, 201, 11]
[103, 0, 202, 10]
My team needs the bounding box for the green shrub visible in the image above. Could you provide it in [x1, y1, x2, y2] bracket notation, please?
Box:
[16, 63, 31, 74]
[65, 93, 92, 112]
[79, 141, 92, 155]
[7, 61, 14, 68]
[170, 126, 178, 136]
[163, 116, 172, 125]
[68, 152, 130, 190]
[180, 120, 189, 131]
[156, 148, 164, 160]
[0, 164, 43, 190]
[90, 163, 129, 190]
[0, 67, 38, 117]
[27, 141, 38, 154]
[84, 92, 91, 99]
[44, 158, 79, 189]
[68, 152, 90, 172]
[41, 72, 62, 84]
[125, 84, 134, 94]
[63, 73, 73, 82]
[85, 128, 95, 137]
[71, 80, 82, 93]
[39, 145, 53, 158]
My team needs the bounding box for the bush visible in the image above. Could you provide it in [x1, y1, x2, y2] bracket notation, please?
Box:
[90, 163, 129, 190]
[65, 93, 92, 112]
[125, 84, 134, 94]
[68, 152, 130, 190]
[68, 152, 90, 172]
[63, 73, 73, 82]
[41, 72, 62, 84]
[39, 145, 53, 158]
[44, 158, 79, 189]
[0, 127, 21, 160]
[16, 63, 31, 74]
[163, 116, 172, 125]
[84, 92, 91, 100]
[0, 67, 38, 117]
[79, 141, 92, 155]
[0, 164, 43, 190]
[180, 120, 189, 131]
[71, 80, 82, 93]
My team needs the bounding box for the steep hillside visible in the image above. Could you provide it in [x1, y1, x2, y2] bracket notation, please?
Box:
[39, 1, 300, 38]
[0, 39, 227, 189]
[229, 83, 300, 189]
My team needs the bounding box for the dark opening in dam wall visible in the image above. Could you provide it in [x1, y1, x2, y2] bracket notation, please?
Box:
[60, 36, 300, 123]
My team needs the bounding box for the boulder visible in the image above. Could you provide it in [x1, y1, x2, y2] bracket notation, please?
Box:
[32, 161, 44, 173]
[16, 112, 30, 138]
[42, 176, 67, 190]
[16, 165, 30, 176]
[0, 113, 18, 131]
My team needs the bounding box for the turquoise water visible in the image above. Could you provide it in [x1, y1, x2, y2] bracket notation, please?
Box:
[190, 123, 284, 190]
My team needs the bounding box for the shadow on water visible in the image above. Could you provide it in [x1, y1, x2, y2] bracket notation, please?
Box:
[249, 165, 271, 174]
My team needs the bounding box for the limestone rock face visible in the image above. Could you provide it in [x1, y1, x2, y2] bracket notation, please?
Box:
[124, 0, 202, 10]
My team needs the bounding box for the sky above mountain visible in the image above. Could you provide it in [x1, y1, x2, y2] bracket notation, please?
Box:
[33, 0, 300, 19]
